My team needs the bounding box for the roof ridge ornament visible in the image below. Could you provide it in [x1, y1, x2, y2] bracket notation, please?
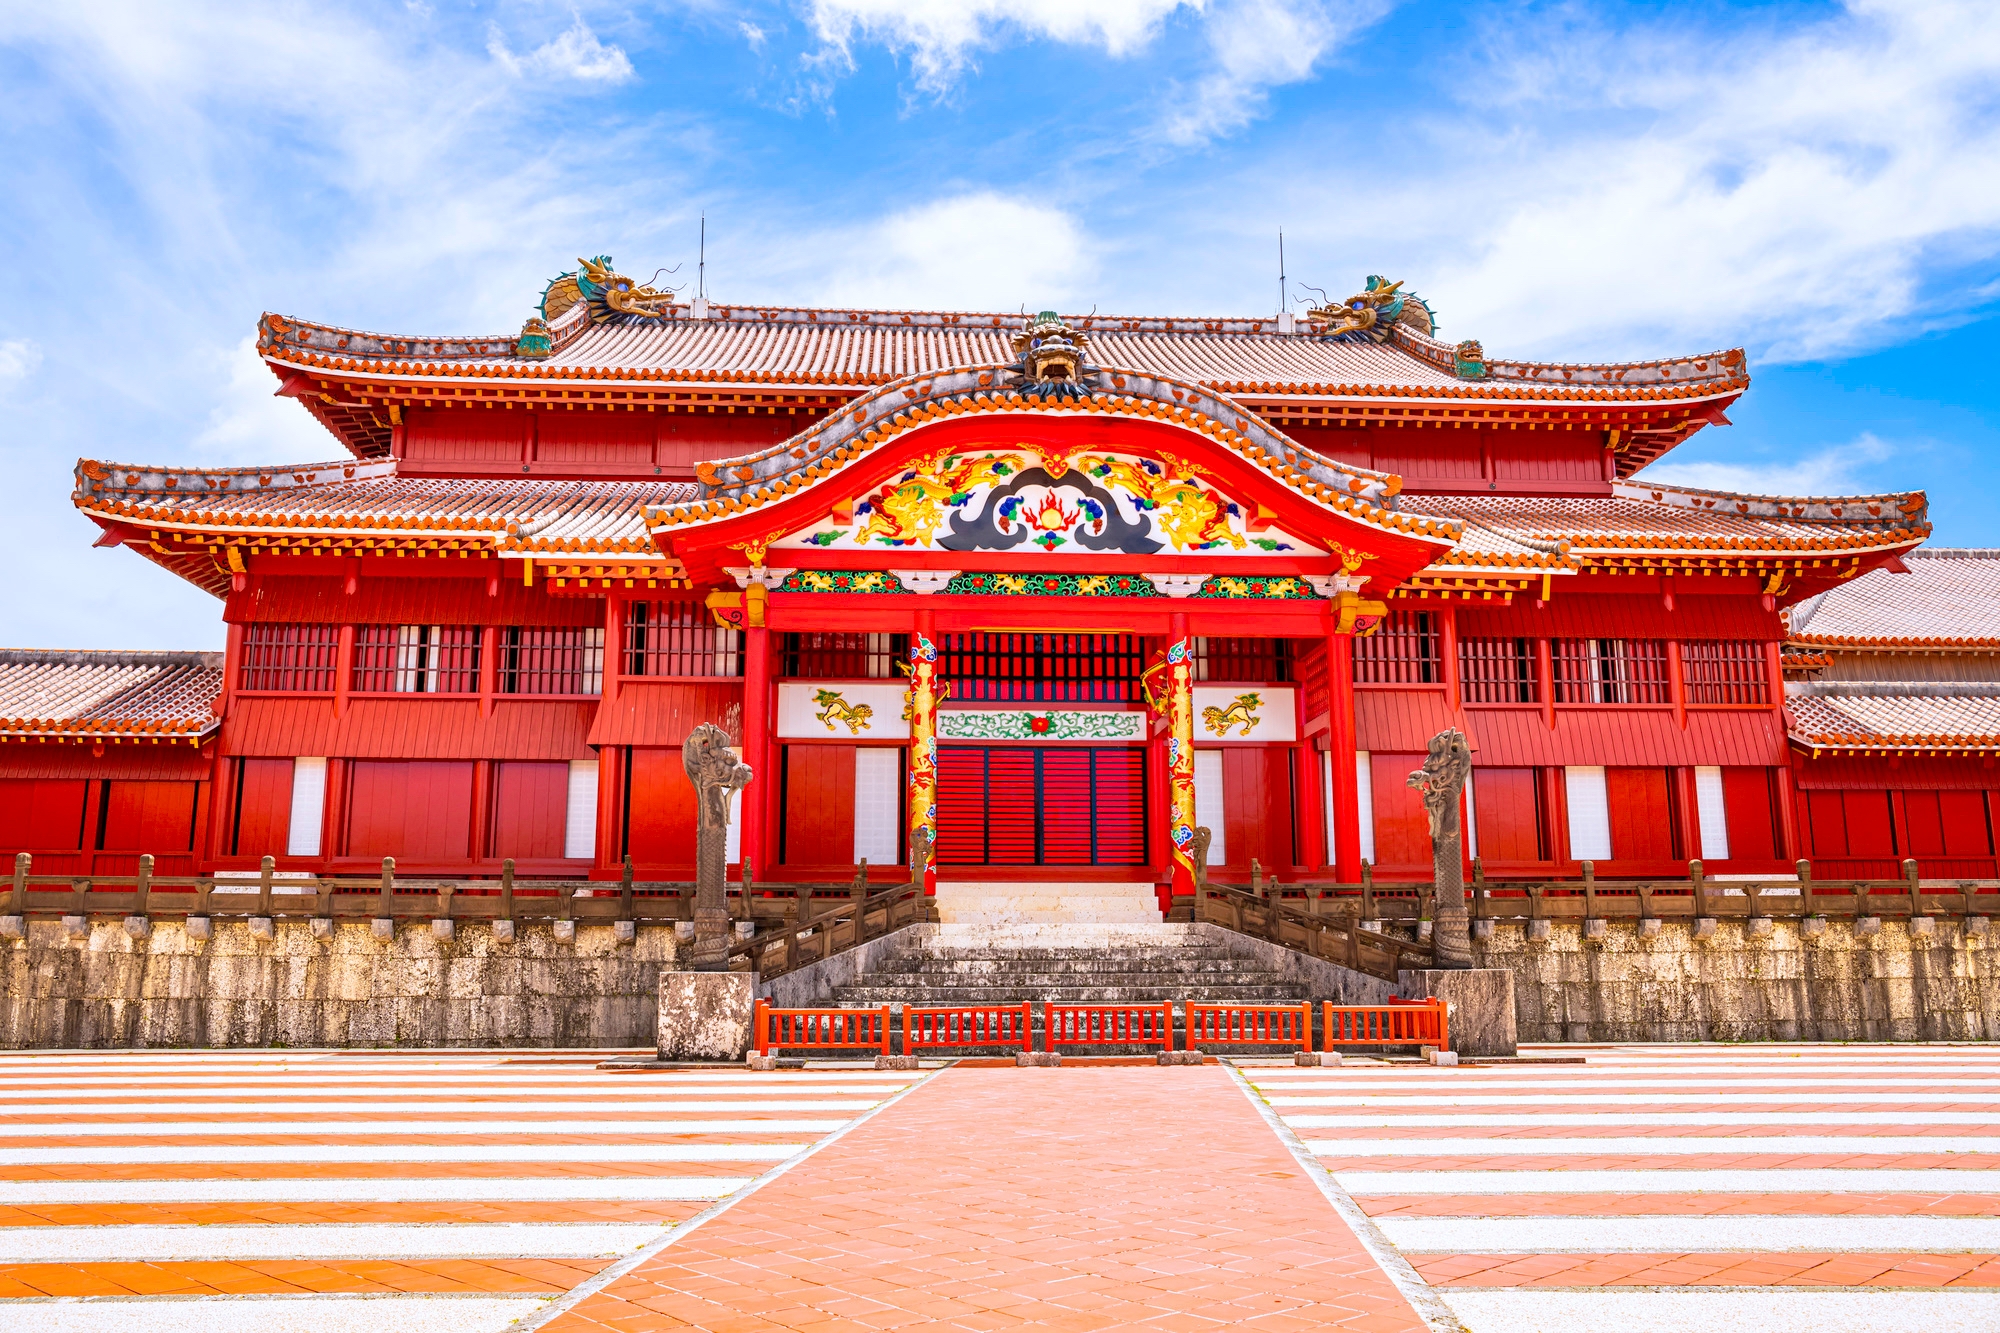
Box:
[1305, 275, 1437, 344]
[540, 256, 683, 325]
[1010, 310, 1095, 400]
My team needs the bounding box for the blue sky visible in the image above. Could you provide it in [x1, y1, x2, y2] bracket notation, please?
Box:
[1, 0, 1996, 649]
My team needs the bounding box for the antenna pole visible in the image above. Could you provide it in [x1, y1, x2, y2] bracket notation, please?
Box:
[698, 214, 706, 302]
[1278, 229, 1286, 314]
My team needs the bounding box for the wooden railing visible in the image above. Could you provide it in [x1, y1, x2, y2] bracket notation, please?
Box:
[0, 851, 921, 942]
[725, 871, 933, 980]
[1188, 856, 2000, 933]
[1324, 998, 1448, 1049]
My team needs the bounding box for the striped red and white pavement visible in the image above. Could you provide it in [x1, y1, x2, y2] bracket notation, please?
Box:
[1248, 1042, 2000, 1331]
[0, 1050, 926, 1331]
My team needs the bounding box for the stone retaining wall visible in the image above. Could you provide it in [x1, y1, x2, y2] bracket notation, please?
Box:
[7, 914, 1995, 1048]
[1478, 918, 2000, 1042]
[0, 919, 678, 1049]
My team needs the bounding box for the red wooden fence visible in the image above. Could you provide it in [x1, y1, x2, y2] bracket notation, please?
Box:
[753, 1001, 891, 1056]
[1043, 1002, 1174, 1052]
[1322, 998, 1448, 1050]
[903, 1003, 1033, 1055]
[1185, 1002, 1313, 1051]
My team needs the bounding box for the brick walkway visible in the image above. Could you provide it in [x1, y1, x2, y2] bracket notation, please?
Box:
[548, 1065, 1428, 1333]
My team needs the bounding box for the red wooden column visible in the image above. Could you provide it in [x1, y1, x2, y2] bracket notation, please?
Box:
[1766, 640, 1801, 861]
[1326, 630, 1362, 881]
[741, 617, 771, 876]
[907, 608, 941, 894]
[1166, 611, 1196, 895]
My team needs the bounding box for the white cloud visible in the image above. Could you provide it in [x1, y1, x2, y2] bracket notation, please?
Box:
[1636, 433, 1901, 498]
[1160, 0, 1392, 143]
[0, 338, 42, 394]
[805, 0, 1186, 91]
[741, 21, 768, 50]
[489, 16, 635, 84]
[193, 337, 343, 466]
[809, 192, 1098, 310]
[1364, 0, 2000, 363]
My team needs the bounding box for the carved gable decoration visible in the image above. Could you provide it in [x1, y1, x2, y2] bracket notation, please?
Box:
[772, 449, 1324, 558]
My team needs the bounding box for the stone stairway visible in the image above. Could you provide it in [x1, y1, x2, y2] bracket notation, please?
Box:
[827, 924, 1310, 1009]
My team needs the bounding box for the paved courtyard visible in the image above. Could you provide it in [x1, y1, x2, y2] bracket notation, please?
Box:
[0, 1044, 1995, 1330]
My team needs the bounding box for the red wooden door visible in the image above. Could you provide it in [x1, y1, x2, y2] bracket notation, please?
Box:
[490, 761, 569, 861]
[1721, 768, 1778, 862]
[1605, 767, 1674, 861]
[1219, 748, 1294, 870]
[231, 758, 295, 858]
[625, 747, 699, 867]
[1369, 753, 1430, 870]
[0, 779, 87, 852]
[935, 747, 1146, 866]
[782, 745, 856, 866]
[1472, 768, 1542, 863]
[100, 782, 199, 852]
[345, 762, 474, 861]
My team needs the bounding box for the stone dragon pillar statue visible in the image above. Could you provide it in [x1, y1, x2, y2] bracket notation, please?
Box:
[682, 722, 752, 972]
[1407, 728, 1474, 969]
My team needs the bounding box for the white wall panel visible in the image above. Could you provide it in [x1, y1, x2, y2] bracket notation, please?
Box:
[1194, 749, 1226, 865]
[564, 760, 599, 861]
[853, 747, 902, 867]
[1356, 751, 1375, 866]
[1695, 765, 1730, 861]
[1322, 751, 1337, 866]
[1565, 766, 1612, 862]
[285, 758, 324, 858]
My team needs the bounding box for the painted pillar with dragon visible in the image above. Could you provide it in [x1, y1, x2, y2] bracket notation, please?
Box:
[903, 614, 945, 895]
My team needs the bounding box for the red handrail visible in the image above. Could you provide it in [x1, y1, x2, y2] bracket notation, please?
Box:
[1186, 1002, 1313, 1051]
[1321, 998, 1448, 1050]
[1043, 1002, 1174, 1052]
[753, 1001, 891, 1056]
[903, 1003, 1033, 1055]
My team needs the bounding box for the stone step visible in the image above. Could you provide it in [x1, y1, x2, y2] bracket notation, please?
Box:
[832, 988, 1310, 1005]
[857, 971, 1298, 990]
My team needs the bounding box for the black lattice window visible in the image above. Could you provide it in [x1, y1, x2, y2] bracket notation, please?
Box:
[1459, 637, 1538, 704]
[939, 633, 1145, 704]
[1353, 612, 1441, 684]
[625, 601, 741, 677]
[1553, 638, 1670, 704]
[782, 632, 905, 679]
[498, 627, 604, 695]
[1193, 637, 1292, 683]
[352, 625, 480, 694]
[238, 624, 339, 693]
[1682, 640, 1770, 705]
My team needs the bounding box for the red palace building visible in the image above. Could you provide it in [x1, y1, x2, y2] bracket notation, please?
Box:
[2, 259, 1977, 906]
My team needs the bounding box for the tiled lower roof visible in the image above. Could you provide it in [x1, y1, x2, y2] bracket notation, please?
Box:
[0, 650, 222, 742]
[75, 461, 696, 558]
[1787, 681, 2000, 753]
[1405, 485, 1927, 561]
[1787, 548, 2000, 648]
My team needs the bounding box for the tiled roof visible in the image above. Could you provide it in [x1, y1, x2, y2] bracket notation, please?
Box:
[1787, 548, 2000, 648]
[75, 459, 695, 557]
[1787, 681, 2000, 754]
[0, 649, 222, 742]
[1404, 483, 1927, 563]
[259, 303, 1748, 406]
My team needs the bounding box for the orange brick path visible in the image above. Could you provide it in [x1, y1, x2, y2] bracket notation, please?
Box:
[549, 1066, 1428, 1332]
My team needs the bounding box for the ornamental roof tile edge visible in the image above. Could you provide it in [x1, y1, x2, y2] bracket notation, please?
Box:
[257, 306, 1749, 401]
[640, 363, 1461, 546]
[1611, 479, 1928, 527]
[71, 457, 696, 557]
